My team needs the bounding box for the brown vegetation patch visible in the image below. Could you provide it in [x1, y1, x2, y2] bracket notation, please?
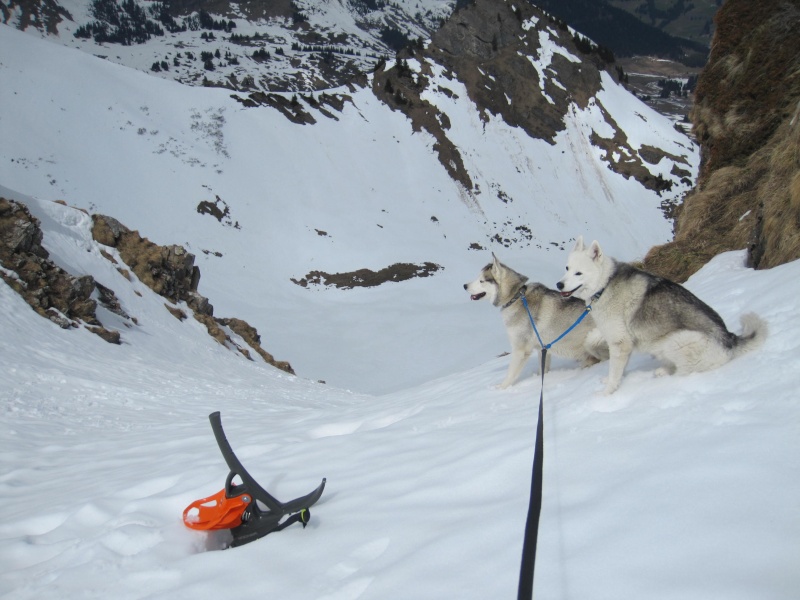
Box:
[644, 0, 800, 281]
[197, 195, 240, 228]
[291, 262, 443, 289]
[231, 91, 354, 124]
[589, 131, 674, 194]
[165, 303, 188, 321]
[232, 92, 317, 124]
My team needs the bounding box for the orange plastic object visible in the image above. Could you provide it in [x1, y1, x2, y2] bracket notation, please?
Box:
[183, 489, 251, 530]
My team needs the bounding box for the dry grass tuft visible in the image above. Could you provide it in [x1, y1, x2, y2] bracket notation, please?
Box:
[643, 0, 800, 282]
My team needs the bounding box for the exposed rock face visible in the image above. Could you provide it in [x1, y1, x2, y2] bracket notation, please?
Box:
[91, 213, 293, 373]
[291, 262, 443, 289]
[0, 198, 119, 342]
[0, 0, 70, 35]
[430, 1, 602, 142]
[92, 214, 208, 315]
[644, 0, 800, 280]
[218, 317, 293, 374]
[371, 0, 680, 195]
[0, 197, 47, 257]
[0, 199, 292, 370]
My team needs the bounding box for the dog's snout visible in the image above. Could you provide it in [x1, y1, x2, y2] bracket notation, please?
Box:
[556, 281, 564, 290]
[463, 283, 468, 290]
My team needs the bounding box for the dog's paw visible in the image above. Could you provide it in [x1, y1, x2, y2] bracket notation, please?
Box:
[601, 380, 620, 395]
[654, 365, 676, 377]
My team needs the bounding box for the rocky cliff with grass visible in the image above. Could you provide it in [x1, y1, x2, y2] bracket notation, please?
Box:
[644, 0, 800, 281]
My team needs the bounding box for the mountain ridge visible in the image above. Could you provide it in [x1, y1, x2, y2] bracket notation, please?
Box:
[1, 0, 454, 91]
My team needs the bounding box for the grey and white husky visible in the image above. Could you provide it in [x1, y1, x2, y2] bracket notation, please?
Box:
[465, 254, 608, 389]
[557, 236, 768, 394]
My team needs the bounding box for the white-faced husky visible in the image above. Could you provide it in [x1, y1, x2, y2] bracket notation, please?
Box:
[465, 254, 608, 389]
[557, 237, 768, 394]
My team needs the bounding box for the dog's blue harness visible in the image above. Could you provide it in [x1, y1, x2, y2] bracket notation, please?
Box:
[516, 286, 604, 350]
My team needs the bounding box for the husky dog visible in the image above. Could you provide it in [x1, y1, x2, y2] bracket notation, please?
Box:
[557, 237, 768, 394]
[465, 254, 608, 389]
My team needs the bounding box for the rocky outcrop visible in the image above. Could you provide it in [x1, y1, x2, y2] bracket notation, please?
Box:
[0, 198, 120, 342]
[91, 214, 293, 373]
[644, 0, 800, 280]
[0, 0, 70, 35]
[429, 1, 603, 142]
[0, 198, 293, 370]
[92, 214, 209, 315]
[371, 0, 681, 195]
[218, 317, 293, 374]
[291, 262, 443, 289]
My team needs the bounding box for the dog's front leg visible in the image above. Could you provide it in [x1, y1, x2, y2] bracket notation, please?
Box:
[499, 348, 532, 389]
[604, 338, 633, 394]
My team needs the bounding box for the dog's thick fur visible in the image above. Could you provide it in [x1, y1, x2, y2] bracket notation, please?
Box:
[465, 254, 608, 389]
[557, 237, 768, 394]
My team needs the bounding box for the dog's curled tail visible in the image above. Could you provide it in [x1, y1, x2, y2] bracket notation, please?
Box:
[732, 312, 768, 358]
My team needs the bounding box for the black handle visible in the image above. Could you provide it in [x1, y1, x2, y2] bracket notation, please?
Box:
[209, 411, 284, 513]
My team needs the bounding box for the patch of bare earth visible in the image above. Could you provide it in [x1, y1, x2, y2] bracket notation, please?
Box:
[291, 262, 443, 289]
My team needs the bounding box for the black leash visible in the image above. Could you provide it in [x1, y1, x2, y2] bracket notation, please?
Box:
[515, 291, 602, 599]
[517, 347, 547, 600]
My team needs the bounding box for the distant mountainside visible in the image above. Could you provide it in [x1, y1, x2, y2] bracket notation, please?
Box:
[532, 0, 712, 66]
[0, 0, 696, 204]
[0, 0, 454, 91]
[605, 0, 720, 48]
[0, 0, 697, 391]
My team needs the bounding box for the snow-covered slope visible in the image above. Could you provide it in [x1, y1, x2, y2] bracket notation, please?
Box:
[1, 10, 798, 598]
[1, 189, 798, 600]
[0, 22, 696, 392]
[4, 0, 454, 91]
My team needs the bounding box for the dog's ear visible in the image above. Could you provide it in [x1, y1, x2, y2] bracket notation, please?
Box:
[491, 253, 501, 271]
[589, 240, 603, 262]
[573, 236, 585, 251]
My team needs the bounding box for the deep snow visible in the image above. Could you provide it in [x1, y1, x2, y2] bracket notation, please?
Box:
[2, 14, 798, 600]
[1, 193, 799, 599]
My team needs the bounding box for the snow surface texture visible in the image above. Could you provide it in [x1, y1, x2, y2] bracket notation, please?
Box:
[2, 193, 799, 599]
[0, 24, 696, 393]
[3, 21, 797, 600]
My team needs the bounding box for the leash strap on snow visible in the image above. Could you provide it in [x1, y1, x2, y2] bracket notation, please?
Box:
[516, 290, 605, 596]
[516, 295, 596, 598]
[517, 348, 547, 600]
